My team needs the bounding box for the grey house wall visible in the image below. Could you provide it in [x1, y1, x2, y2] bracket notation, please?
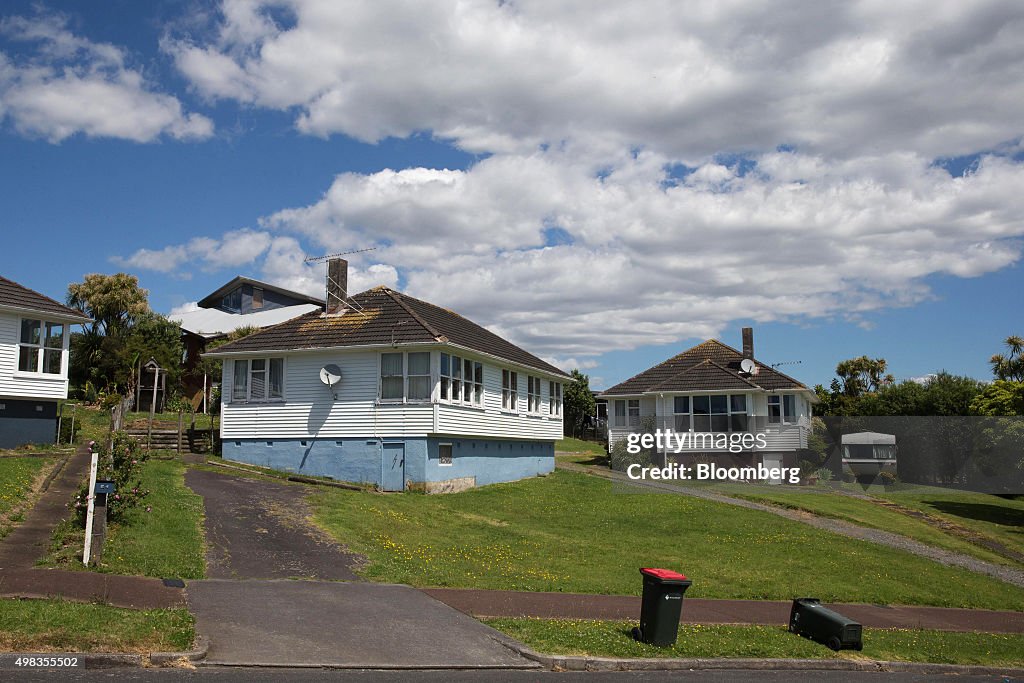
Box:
[0, 399, 57, 448]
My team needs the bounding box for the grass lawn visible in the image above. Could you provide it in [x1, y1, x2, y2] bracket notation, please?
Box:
[556, 437, 607, 456]
[486, 618, 1024, 667]
[0, 456, 58, 538]
[43, 459, 205, 579]
[720, 487, 1018, 567]
[879, 488, 1024, 561]
[311, 470, 1024, 609]
[0, 598, 194, 653]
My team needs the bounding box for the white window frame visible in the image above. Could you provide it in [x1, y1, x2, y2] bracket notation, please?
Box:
[440, 353, 483, 406]
[231, 357, 285, 402]
[16, 318, 66, 376]
[502, 369, 519, 412]
[548, 381, 562, 416]
[379, 351, 432, 403]
[768, 394, 797, 425]
[438, 442, 453, 466]
[527, 376, 542, 413]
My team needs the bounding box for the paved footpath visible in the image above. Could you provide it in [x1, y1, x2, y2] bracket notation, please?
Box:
[423, 588, 1024, 634]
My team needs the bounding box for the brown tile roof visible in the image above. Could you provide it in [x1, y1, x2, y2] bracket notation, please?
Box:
[205, 287, 568, 377]
[601, 339, 807, 395]
[0, 275, 90, 322]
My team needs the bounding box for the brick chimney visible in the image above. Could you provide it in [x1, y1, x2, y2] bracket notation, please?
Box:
[741, 327, 754, 359]
[326, 258, 348, 315]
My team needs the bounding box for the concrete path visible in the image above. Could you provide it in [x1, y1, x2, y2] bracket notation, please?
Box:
[558, 462, 1024, 588]
[185, 468, 363, 580]
[424, 588, 1024, 634]
[185, 579, 538, 668]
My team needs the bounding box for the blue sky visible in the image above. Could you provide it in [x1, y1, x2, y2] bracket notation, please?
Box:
[2, 1, 1023, 390]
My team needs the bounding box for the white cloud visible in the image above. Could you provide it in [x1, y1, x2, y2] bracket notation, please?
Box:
[115, 228, 272, 274]
[0, 13, 212, 143]
[169, 301, 200, 316]
[166, 1, 1024, 158]
[122, 147, 1024, 361]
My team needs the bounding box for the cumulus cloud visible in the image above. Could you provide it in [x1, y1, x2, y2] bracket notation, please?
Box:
[123, 147, 1024, 360]
[115, 228, 272, 274]
[0, 13, 212, 142]
[166, 0, 1024, 158]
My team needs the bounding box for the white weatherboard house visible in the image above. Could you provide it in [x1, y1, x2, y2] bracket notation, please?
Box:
[601, 328, 816, 473]
[205, 259, 569, 492]
[0, 275, 90, 448]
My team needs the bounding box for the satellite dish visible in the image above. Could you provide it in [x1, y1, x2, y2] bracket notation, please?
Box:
[740, 358, 757, 375]
[319, 364, 342, 386]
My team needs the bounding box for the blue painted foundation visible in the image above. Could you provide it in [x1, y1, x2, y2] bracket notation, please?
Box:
[222, 436, 555, 491]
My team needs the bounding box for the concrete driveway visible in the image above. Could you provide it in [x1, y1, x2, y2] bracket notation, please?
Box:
[184, 468, 535, 668]
[185, 579, 537, 668]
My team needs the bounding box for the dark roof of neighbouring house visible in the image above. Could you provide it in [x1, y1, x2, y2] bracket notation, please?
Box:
[0, 275, 91, 322]
[197, 276, 325, 309]
[205, 286, 569, 378]
[601, 339, 808, 395]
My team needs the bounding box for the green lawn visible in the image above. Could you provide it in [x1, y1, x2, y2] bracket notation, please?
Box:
[311, 470, 1024, 609]
[879, 488, 1024, 561]
[722, 487, 1018, 566]
[486, 618, 1024, 667]
[555, 437, 607, 456]
[0, 456, 57, 538]
[43, 459, 205, 579]
[0, 598, 194, 653]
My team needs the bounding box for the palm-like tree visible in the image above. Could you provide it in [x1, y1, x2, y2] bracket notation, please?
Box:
[990, 335, 1024, 381]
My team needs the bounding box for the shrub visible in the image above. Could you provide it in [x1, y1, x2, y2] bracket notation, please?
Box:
[814, 467, 834, 482]
[71, 433, 151, 527]
[609, 439, 652, 472]
[877, 470, 899, 487]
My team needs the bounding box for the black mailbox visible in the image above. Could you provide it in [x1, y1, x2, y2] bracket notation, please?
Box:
[94, 480, 116, 495]
[789, 598, 863, 651]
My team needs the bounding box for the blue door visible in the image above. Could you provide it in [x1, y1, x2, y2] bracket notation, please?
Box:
[383, 443, 405, 491]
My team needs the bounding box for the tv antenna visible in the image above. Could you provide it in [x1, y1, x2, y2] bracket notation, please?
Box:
[303, 247, 377, 263]
[304, 247, 378, 319]
[770, 360, 803, 369]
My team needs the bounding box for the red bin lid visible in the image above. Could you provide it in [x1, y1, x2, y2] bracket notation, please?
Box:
[640, 567, 688, 581]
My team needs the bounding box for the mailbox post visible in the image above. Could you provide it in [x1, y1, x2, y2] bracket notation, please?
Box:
[89, 480, 115, 565]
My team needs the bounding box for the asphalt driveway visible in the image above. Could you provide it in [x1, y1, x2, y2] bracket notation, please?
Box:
[185, 468, 363, 580]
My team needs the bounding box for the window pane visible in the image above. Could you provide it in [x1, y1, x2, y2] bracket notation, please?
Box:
[693, 414, 711, 432]
[784, 395, 796, 419]
[269, 359, 284, 398]
[615, 400, 625, 417]
[408, 376, 431, 400]
[44, 323, 64, 348]
[710, 395, 728, 413]
[452, 376, 461, 400]
[20, 319, 40, 345]
[440, 353, 450, 375]
[381, 353, 403, 376]
[251, 367, 266, 400]
[674, 414, 690, 431]
[439, 444, 453, 465]
[730, 413, 748, 432]
[43, 349, 62, 374]
[382, 377, 404, 399]
[693, 396, 709, 414]
[711, 414, 729, 432]
[232, 360, 248, 400]
[452, 357, 462, 379]
[673, 396, 689, 413]
[253, 287, 264, 309]
[730, 395, 746, 413]
[408, 352, 430, 375]
[474, 362, 483, 384]
[441, 377, 450, 400]
[18, 347, 38, 372]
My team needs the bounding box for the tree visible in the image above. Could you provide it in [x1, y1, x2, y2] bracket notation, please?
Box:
[67, 273, 149, 337]
[563, 369, 596, 437]
[990, 335, 1024, 382]
[834, 355, 894, 397]
[970, 380, 1024, 416]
